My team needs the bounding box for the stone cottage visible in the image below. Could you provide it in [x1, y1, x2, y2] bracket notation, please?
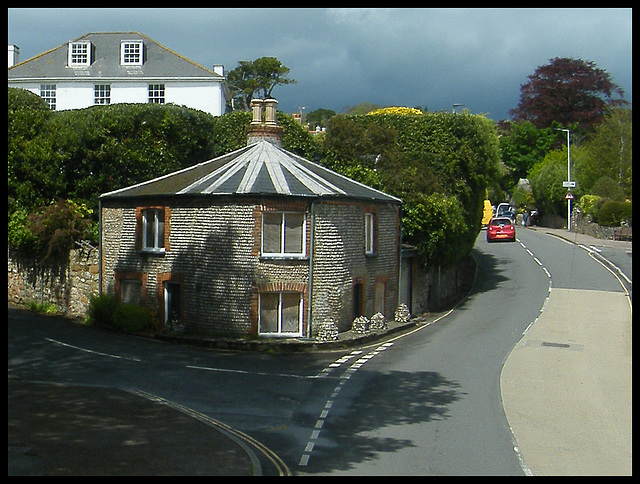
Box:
[99, 99, 402, 338]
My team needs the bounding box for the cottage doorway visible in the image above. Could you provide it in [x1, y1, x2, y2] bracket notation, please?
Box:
[164, 282, 181, 325]
[353, 282, 365, 320]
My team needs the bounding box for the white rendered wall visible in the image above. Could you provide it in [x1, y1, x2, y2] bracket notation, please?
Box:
[8, 80, 224, 116]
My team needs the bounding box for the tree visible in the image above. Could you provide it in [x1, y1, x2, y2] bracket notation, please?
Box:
[227, 57, 296, 111]
[574, 108, 632, 198]
[498, 120, 558, 190]
[510, 57, 628, 133]
[306, 108, 336, 129]
[322, 112, 502, 267]
[529, 149, 576, 217]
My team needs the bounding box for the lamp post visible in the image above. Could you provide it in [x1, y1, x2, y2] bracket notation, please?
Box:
[556, 128, 572, 231]
[452, 103, 465, 114]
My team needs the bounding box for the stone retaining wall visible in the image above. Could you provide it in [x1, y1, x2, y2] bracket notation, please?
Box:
[8, 244, 99, 319]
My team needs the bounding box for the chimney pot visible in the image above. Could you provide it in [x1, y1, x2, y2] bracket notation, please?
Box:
[250, 99, 264, 124]
[263, 98, 278, 125]
[247, 98, 283, 147]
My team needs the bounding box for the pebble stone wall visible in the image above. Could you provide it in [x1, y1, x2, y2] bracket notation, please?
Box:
[100, 197, 400, 337]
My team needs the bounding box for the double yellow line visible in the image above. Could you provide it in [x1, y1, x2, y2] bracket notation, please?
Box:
[130, 389, 291, 476]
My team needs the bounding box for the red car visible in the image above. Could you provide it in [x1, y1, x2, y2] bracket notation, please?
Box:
[486, 217, 516, 242]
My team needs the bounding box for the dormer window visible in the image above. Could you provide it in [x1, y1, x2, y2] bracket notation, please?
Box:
[68, 41, 91, 67]
[121, 40, 143, 65]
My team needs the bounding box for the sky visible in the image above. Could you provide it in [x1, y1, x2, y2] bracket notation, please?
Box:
[8, 8, 632, 121]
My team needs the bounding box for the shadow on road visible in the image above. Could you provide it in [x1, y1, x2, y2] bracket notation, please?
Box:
[300, 369, 463, 473]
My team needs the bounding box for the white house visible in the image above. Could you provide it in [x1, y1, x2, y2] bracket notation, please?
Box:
[8, 32, 228, 116]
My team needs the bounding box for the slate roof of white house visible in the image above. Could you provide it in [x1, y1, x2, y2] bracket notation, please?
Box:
[8, 32, 222, 80]
[101, 140, 401, 203]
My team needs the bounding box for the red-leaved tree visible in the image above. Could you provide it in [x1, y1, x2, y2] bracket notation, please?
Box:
[510, 57, 628, 132]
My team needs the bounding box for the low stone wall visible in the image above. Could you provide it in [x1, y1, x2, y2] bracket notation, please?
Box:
[8, 243, 99, 320]
[572, 210, 621, 240]
[408, 254, 476, 315]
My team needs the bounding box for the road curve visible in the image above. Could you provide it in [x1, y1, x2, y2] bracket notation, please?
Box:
[501, 230, 632, 475]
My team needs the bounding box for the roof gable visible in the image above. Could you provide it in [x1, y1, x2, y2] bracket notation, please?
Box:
[8, 32, 222, 80]
[101, 140, 401, 203]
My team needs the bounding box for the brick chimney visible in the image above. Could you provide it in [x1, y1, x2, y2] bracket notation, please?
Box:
[247, 98, 283, 147]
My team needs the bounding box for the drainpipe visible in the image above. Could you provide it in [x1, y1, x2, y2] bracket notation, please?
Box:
[397, 203, 403, 312]
[307, 199, 318, 338]
[98, 198, 102, 295]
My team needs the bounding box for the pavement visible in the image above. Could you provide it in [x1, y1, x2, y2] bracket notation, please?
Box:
[529, 225, 632, 251]
[8, 227, 632, 475]
[501, 226, 632, 475]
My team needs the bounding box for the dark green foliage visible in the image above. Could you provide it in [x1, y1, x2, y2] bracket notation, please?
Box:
[86, 294, 119, 327]
[86, 294, 153, 332]
[498, 120, 558, 190]
[112, 304, 153, 332]
[8, 199, 93, 267]
[321, 112, 502, 267]
[595, 200, 632, 227]
[8, 89, 319, 217]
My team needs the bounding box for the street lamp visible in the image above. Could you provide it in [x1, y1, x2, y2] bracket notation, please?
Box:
[556, 128, 572, 231]
[452, 103, 465, 114]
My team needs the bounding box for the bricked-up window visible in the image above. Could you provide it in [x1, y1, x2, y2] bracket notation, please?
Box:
[120, 280, 143, 305]
[259, 292, 302, 335]
[142, 209, 165, 251]
[365, 212, 375, 255]
[262, 212, 305, 257]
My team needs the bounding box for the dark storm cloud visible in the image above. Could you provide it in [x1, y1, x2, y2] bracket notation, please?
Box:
[8, 8, 631, 121]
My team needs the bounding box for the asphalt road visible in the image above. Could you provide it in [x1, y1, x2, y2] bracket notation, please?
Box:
[297, 229, 552, 475]
[8, 227, 631, 475]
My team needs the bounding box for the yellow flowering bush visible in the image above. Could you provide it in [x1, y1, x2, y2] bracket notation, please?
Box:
[367, 106, 423, 116]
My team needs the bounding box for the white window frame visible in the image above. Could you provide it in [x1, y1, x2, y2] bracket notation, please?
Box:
[39, 84, 56, 110]
[142, 209, 165, 252]
[365, 212, 375, 255]
[94, 84, 111, 105]
[121, 40, 143, 66]
[148, 84, 165, 104]
[261, 212, 306, 258]
[258, 292, 303, 336]
[68, 41, 91, 66]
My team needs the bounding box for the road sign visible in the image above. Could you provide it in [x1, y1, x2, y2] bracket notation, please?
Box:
[563, 181, 577, 188]
[565, 191, 574, 200]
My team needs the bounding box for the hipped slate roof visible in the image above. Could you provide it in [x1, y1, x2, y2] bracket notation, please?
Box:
[8, 32, 222, 80]
[101, 140, 401, 203]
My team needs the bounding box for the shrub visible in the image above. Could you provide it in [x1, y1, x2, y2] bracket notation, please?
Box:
[25, 300, 58, 315]
[596, 200, 632, 226]
[111, 304, 153, 333]
[368, 106, 423, 116]
[578, 194, 603, 218]
[85, 294, 118, 327]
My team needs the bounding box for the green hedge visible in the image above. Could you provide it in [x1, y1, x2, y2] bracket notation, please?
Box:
[86, 294, 153, 333]
[112, 304, 153, 333]
[596, 200, 632, 226]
